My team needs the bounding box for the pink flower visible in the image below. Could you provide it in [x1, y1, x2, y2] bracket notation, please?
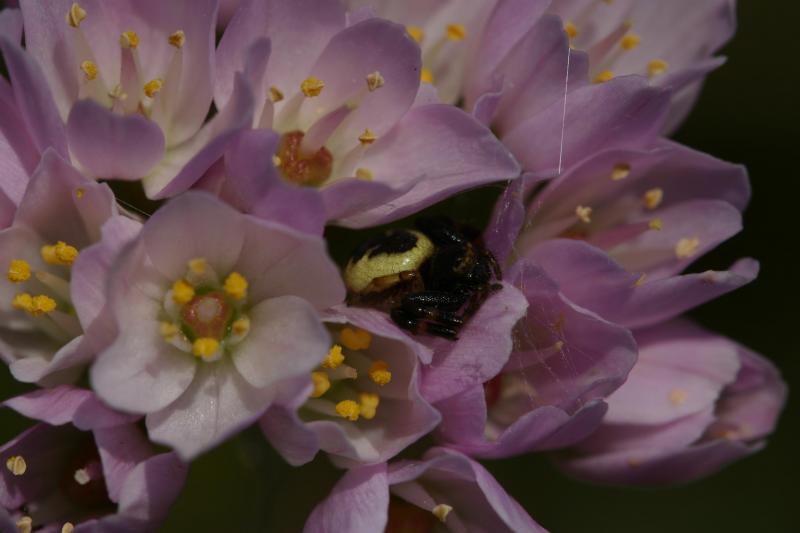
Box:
[0, 151, 138, 385]
[262, 305, 440, 467]
[1, 386, 186, 531]
[90, 192, 345, 459]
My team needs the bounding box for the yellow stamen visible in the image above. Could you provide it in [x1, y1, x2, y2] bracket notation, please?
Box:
[62, 524, 75, 533]
[120, 30, 139, 49]
[648, 218, 663, 231]
[446, 23, 466, 41]
[611, 163, 631, 181]
[648, 59, 669, 78]
[368, 360, 392, 386]
[575, 205, 592, 224]
[339, 327, 372, 351]
[172, 279, 195, 305]
[564, 21, 578, 40]
[75, 187, 85, 199]
[12, 293, 33, 312]
[168, 30, 186, 49]
[300, 77, 325, 97]
[359, 392, 380, 420]
[272, 155, 282, 167]
[188, 258, 207, 275]
[366, 71, 385, 92]
[269, 85, 284, 103]
[6, 455, 26, 476]
[232, 317, 251, 336]
[14, 293, 57, 316]
[643, 187, 663, 209]
[621, 33, 641, 50]
[406, 26, 424, 44]
[108, 84, 127, 101]
[223, 272, 248, 300]
[7, 259, 31, 283]
[16, 516, 32, 533]
[310, 371, 331, 398]
[358, 128, 377, 145]
[335, 399, 360, 421]
[669, 388, 688, 406]
[143, 78, 164, 98]
[80, 60, 98, 81]
[66, 3, 86, 28]
[160, 321, 179, 340]
[432, 504, 453, 523]
[192, 337, 219, 359]
[322, 344, 345, 369]
[420, 68, 434, 84]
[594, 70, 615, 83]
[675, 237, 700, 259]
[40, 241, 79, 266]
[355, 168, 374, 181]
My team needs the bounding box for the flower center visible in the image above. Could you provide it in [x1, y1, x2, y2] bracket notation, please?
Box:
[180, 292, 232, 339]
[276, 130, 333, 187]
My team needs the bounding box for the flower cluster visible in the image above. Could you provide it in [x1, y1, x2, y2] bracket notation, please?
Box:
[0, 1, 785, 531]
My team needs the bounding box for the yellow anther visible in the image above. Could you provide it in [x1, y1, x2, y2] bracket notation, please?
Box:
[621, 33, 641, 50]
[359, 392, 380, 420]
[594, 70, 615, 83]
[40, 242, 78, 266]
[335, 399, 361, 421]
[669, 388, 688, 406]
[6, 455, 27, 476]
[160, 321, 179, 340]
[564, 21, 578, 40]
[420, 68, 434, 84]
[16, 516, 33, 533]
[188, 258, 207, 275]
[355, 168, 374, 181]
[322, 344, 345, 369]
[80, 60, 98, 81]
[366, 71, 385, 92]
[192, 337, 220, 359]
[553, 340, 565, 351]
[12, 293, 33, 312]
[432, 504, 453, 523]
[269, 85, 284, 103]
[14, 294, 58, 316]
[120, 30, 139, 49]
[358, 128, 377, 145]
[648, 218, 663, 231]
[272, 155, 282, 167]
[675, 237, 700, 259]
[575, 205, 592, 224]
[339, 327, 372, 351]
[223, 272, 248, 300]
[300, 77, 325, 97]
[143, 78, 164, 98]
[634, 273, 647, 287]
[75, 187, 85, 199]
[648, 59, 669, 78]
[368, 360, 392, 386]
[66, 3, 87, 28]
[643, 187, 663, 209]
[108, 84, 127, 101]
[168, 30, 186, 48]
[446, 23, 466, 41]
[7, 260, 31, 283]
[62, 524, 75, 533]
[310, 371, 331, 398]
[406, 26, 424, 44]
[172, 279, 195, 304]
[611, 163, 631, 181]
[232, 316, 251, 336]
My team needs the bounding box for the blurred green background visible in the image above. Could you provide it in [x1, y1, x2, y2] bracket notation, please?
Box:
[0, 2, 797, 531]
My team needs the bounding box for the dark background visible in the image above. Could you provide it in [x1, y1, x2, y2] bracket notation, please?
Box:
[0, 2, 797, 531]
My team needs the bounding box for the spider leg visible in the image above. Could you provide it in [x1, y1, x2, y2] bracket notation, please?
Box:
[390, 308, 460, 339]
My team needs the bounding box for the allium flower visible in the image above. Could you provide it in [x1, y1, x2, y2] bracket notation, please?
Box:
[434, 261, 637, 458]
[305, 448, 546, 532]
[0, 151, 137, 384]
[262, 305, 440, 467]
[547, 0, 737, 132]
[90, 192, 345, 459]
[17, 0, 253, 197]
[1, 386, 186, 532]
[211, 0, 519, 227]
[556, 320, 786, 486]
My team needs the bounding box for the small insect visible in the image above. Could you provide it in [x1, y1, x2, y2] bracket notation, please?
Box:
[344, 216, 502, 339]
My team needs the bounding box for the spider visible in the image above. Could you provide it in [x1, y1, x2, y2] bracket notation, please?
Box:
[344, 216, 502, 339]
